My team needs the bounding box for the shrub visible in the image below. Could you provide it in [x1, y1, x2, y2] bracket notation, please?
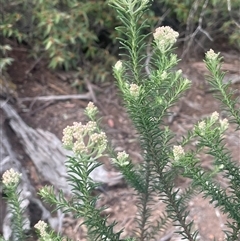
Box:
[1, 0, 117, 70]
[1, 0, 156, 81]
[1, 0, 239, 240]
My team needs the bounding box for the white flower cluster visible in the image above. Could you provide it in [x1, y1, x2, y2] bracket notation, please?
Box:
[2, 168, 22, 187]
[129, 83, 140, 98]
[62, 120, 107, 154]
[153, 26, 179, 51]
[72, 139, 88, 154]
[85, 102, 98, 119]
[62, 122, 87, 148]
[90, 132, 108, 152]
[198, 121, 206, 131]
[114, 60, 123, 72]
[62, 125, 74, 146]
[113, 151, 130, 166]
[195, 111, 229, 135]
[34, 220, 48, 238]
[160, 71, 168, 80]
[173, 145, 185, 161]
[210, 111, 219, 123]
[219, 118, 229, 132]
[205, 49, 219, 61]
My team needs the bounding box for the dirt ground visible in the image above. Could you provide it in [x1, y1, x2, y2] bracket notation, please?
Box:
[2, 42, 240, 241]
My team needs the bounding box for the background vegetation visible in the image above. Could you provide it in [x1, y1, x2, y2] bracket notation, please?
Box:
[1, 0, 239, 79]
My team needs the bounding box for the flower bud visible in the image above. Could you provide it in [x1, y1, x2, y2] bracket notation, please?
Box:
[205, 49, 219, 61]
[34, 220, 48, 238]
[219, 118, 229, 132]
[85, 102, 98, 119]
[114, 60, 123, 72]
[173, 145, 185, 161]
[210, 111, 219, 124]
[153, 26, 179, 51]
[129, 83, 140, 98]
[2, 168, 21, 187]
[113, 151, 129, 166]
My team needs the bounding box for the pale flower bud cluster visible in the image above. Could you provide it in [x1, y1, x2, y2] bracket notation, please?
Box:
[114, 60, 123, 72]
[34, 220, 48, 238]
[86, 121, 97, 132]
[85, 102, 98, 119]
[198, 121, 206, 133]
[205, 49, 219, 61]
[62, 120, 107, 154]
[117, 151, 129, 166]
[194, 112, 229, 136]
[160, 71, 168, 80]
[210, 111, 219, 123]
[72, 122, 85, 139]
[90, 132, 108, 151]
[62, 125, 74, 146]
[2, 168, 22, 187]
[219, 118, 229, 132]
[113, 151, 130, 166]
[62, 122, 85, 148]
[73, 140, 88, 154]
[173, 145, 185, 161]
[153, 26, 179, 51]
[129, 83, 140, 98]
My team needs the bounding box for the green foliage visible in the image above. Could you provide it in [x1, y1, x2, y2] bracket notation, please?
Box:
[1, 1, 240, 241]
[204, 52, 240, 126]
[1, 0, 116, 70]
[1, 0, 156, 82]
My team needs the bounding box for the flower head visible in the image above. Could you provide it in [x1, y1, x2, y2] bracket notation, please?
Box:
[219, 118, 229, 132]
[112, 151, 129, 166]
[90, 132, 108, 152]
[85, 121, 97, 133]
[62, 125, 74, 147]
[62, 119, 108, 155]
[194, 120, 207, 135]
[85, 102, 98, 119]
[210, 111, 219, 124]
[129, 83, 140, 98]
[34, 220, 48, 238]
[2, 168, 21, 187]
[153, 26, 179, 51]
[198, 121, 206, 131]
[117, 151, 129, 166]
[73, 140, 88, 154]
[114, 60, 123, 72]
[205, 49, 219, 61]
[173, 145, 185, 161]
[160, 71, 168, 80]
[72, 122, 85, 139]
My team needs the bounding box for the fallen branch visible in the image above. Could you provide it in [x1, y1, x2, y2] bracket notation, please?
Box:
[18, 92, 92, 102]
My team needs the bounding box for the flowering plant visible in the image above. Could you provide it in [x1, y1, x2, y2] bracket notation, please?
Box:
[1, 0, 239, 240]
[1, 169, 27, 241]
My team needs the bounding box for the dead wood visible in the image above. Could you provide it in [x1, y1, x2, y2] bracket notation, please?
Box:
[0, 100, 123, 239]
[19, 93, 92, 102]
